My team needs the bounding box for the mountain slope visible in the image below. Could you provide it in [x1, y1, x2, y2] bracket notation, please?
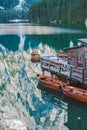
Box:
[0, 0, 39, 22]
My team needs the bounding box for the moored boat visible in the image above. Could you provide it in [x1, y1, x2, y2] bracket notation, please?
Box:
[37, 74, 66, 91]
[62, 85, 87, 103]
[31, 51, 40, 62]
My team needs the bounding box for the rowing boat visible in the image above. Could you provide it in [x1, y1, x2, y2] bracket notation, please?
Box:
[31, 52, 40, 62]
[37, 74, 66, 91]
[62, 85, 87, 103]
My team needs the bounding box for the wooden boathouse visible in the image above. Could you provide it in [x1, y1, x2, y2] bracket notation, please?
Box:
[40, 39, 87, 88]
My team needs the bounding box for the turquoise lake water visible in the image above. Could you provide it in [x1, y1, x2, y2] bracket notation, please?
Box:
[0, 24, 87, 130]
[0, 33, 87, 52]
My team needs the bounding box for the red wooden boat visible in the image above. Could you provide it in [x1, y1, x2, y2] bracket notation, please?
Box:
[31, 52, 40, 62]
[37, 74, 66, 91]
[62, 85, 87, 103]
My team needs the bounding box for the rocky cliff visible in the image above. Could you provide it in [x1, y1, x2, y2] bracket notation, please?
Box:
[0, 0, 39, 22]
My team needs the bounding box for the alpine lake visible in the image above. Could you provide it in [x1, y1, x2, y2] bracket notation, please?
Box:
[0, 23, 87, 130]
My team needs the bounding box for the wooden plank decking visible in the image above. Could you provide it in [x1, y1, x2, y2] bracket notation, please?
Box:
[41, 55, 87, 84]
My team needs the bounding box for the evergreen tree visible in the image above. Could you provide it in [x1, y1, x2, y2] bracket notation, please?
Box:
[28, 0, 87, 27]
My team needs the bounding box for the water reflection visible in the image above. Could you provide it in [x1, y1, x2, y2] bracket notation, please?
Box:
[0, 34, 40, 51]
[63, 95, 87, 130]
[0, 32, 87, 52]
[18, 35, 25, 51]
[37, 83, 87, 130]
[0, 24, 87, 129]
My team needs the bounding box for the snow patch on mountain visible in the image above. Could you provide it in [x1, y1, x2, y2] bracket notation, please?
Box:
[0, 0, 40, 22]
[14, 0, 32, 11]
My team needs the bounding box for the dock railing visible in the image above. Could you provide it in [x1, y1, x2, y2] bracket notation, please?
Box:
[41, 55, 87, 84]
[67, 56, 87, 84]
[41, 56, 69, 77]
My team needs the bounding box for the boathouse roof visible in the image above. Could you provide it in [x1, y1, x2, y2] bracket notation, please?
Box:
[78, 38, 87, 46]
[64, 38, 87, 50]
[63, 45, 82, 50]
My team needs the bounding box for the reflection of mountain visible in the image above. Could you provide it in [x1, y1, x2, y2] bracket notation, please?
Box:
[65, 104, 87, 130]
[0, 34, 40, 51]
[38, 84, 87, 130]
[0, 47, 68, 129]
[0, 33, 87, 51]
[0, 33, 87, 129]
[31, 33, 87, 51]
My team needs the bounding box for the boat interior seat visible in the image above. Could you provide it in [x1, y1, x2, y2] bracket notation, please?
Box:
[40, 77, 47, 80]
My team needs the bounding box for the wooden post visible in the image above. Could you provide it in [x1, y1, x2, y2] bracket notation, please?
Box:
[41, 60, 44, 74]
[70, 66, 72, 79]
[48, 62, 50, 75]
[57, 54, 58, 61]
[82, 58, 86, 84]
[58, 64, 61, 75]
[74, 56, 78, 68]
[41, 60, 42, 69]
[49, 62, 50, 72]
[51, 73, 53, 78]
[82, 69, 84, 84]
[42, 69, 44, 75]
[82, 58, 86, 70]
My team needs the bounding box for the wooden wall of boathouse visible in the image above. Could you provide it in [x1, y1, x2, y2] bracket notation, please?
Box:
[41, 51, 87, 88]
[41, 38, 87, 88]
[66, 46, 87, 57]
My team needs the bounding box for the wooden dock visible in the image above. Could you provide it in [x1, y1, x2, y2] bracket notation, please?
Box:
[40, 55, 87, 85]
